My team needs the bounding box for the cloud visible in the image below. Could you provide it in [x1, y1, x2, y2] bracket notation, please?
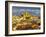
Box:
[12, 6, 40, 16]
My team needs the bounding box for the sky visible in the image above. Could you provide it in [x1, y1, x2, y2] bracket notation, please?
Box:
[12, 6, 40, 16]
